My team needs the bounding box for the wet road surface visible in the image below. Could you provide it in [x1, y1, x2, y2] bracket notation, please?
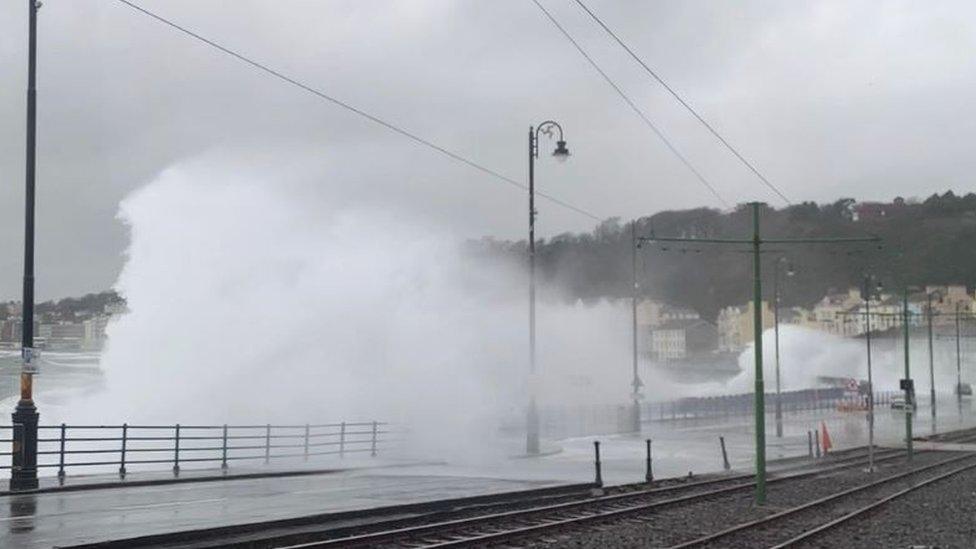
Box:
[0, 469, 565, 548]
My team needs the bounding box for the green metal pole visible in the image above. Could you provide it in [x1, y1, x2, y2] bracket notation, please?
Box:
[773, 260, 783, 438]
[956, 302, 962, 414]
[864, 276, 875, 473]
[928, 292, 936, 420]
[751, 202, 766, 504]
[903, 288, 913, 460]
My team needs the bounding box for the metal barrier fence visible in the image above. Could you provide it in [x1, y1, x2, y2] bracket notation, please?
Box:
[644, 387, 849, 422]
[541, 387, 902, 438]
[646, 389, 907, 421]
[0, 422, 390, 480]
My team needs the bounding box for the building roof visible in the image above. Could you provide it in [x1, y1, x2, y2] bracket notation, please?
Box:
[654, 318, 714, 331]
[821, 290, 857, 306]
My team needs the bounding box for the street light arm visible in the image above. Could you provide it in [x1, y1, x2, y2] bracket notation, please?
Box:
[638, 236, 752, 244]
[638, 235, 881, 246]
[532, 120, 565, 158]
[762, 236, 881, 244]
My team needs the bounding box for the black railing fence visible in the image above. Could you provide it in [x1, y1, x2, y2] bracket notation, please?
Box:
[0, 421, 393, 481]
[541, 388, 897, 439]
[644, 387, 849, 422]
[646, 389, 907, 421]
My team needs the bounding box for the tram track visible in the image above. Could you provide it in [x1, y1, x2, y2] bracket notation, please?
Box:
[271, 446, 918, 548]
[670, 451, 976, 548]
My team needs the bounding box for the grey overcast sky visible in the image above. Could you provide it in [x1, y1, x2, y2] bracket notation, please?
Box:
[1, 0, 975, 300]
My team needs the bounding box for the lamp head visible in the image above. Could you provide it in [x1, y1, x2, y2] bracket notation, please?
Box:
[552, 140, 570, 163]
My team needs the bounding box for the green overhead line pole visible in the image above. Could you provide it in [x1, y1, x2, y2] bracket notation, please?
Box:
[927, 291, 937, 421]
[750, 204, 766, 502]
[638, 202, 879, 504]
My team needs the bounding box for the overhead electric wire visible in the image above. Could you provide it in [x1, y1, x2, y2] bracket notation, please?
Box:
[530, 0, 730, 209]
[573, 0, 791, 206]
[114, 0, 602, 222]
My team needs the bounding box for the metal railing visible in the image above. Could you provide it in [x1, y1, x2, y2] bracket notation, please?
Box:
[0, 421, 390, 480]
[539, 388, 880, 438]
[645, 387, 849, 422]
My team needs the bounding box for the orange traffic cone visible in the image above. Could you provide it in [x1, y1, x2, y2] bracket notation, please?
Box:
[821, 421, 833, 454]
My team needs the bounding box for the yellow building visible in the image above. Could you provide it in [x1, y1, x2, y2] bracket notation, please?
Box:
[717, 301, 775, 351]
[635, 300, 699, 328]
[926, 285, 976, 326]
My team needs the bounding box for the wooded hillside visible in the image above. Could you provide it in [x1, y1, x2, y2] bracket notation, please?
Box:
[475, 192, 976, 320]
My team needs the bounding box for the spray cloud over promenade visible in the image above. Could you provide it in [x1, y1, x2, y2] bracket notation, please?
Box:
[48, 157, 688, 457]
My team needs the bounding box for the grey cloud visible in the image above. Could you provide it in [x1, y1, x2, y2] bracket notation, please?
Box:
[1, 0, 975, 299]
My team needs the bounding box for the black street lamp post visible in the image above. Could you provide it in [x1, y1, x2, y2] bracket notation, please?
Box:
[631, 224, 644, 433]
[526, 121, 569, 455]
[11, 0, 42, 491]
[862, 274, 883, 473]
[925, 290, 943, 421]
[772, 257, 794, 438]
[956, 301, 963, 410]
[902, 288, 915, 460]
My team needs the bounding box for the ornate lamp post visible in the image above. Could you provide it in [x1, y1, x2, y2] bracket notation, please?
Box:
[526, 121, 569, 455]
[12, 0, 42, 491]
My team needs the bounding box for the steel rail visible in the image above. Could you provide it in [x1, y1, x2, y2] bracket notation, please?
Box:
[276, 478, 757, 548]
[770, 460, 976, 548]
[273, 448, 915, 548]
[670, 451, 976, 548]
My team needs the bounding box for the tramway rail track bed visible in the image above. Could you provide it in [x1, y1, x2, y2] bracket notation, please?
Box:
[73, 442, 974, 548]
[248, 447, 934, 549]
[521, 450, 976, 549]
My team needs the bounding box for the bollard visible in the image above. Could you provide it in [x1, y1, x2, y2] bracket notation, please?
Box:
[815, 429, 821, 458]
[593, 440, 603, 487]
[807, 430, 813, 458]
[719, 436, 731, 471]
[173, 424, 181, 476]
[339, 422, 346, 458]
[57, 423, 67, 483]
[645, 439, 653, 483]
[119, 423, 128, 479]
[264, 424, 271, 465]
[221, 424, 229, 471]
[303, 424, 310, 462]
[371, 421, 378, 457]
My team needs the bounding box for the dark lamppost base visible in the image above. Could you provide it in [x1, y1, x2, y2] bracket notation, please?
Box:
[631, 400, 641, 433]
[10, 400, 39, 491]
[526, 399, 540, 455]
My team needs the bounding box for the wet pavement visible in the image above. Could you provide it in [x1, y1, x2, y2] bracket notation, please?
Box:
[0, 398, 971, 548]
[390, 398, 976, 487]
[0, 468, 567, 548]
